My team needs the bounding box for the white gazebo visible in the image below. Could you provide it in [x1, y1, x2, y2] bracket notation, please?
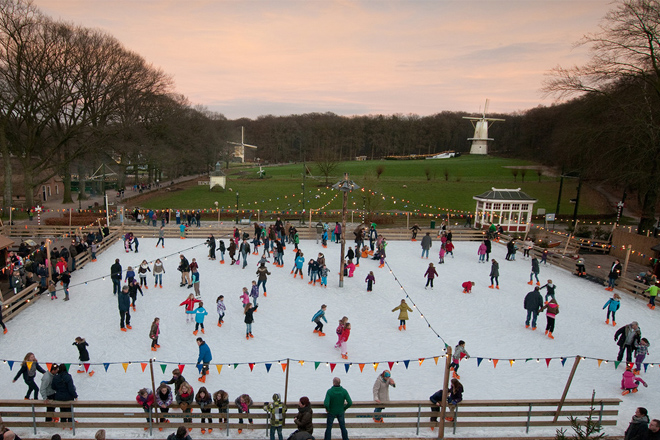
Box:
[209, 162, 226, 190]
[473, 188, 537, 233]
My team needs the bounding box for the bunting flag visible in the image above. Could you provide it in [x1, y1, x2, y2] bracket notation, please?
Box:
[216, 365, 223, 374]
[644, 363, 649, 373]
[597, 360, 603, 367]
[298, 360, 304, 366]
[561, 358, 567, 367]
[434, 357, 439, 365]
[140, 363, 147, 372]
[388, 362, 394, 370]
[418, 358, 425, 366]
[525, 358, 532, 363]
[546, 359, 551, 368]
[330, 363, 336, 373]
[614, 361, 621, 369]
[46, 363, 52, 372]
[314, 362, 321, 370]
[85, 363, 91, 373]
[492, 359, 499, 368]
[344, 364, 350, 373]
[403, 360, 410, 369]
[161, 364, 167, 374]
[104, 363, 110, 372]
[65, 363, 72, 372]
[509, 360, 514, 367]
[477, 358, 483, 367]
[281, 363, 287, 372]
[373, 363, 379, 371]
[122, 363, 129, 372]
[248, 363, 254, 372]
[26, 361, 33, 370]
[359, 364, 365, 372]
[7, 360, 14, 370]
[178, 364, 186, 374]
[234, 364, 239, 369]
[265, 364, 271, 373]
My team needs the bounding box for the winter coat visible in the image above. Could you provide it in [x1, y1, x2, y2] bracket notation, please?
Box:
[136, 389, 155, 409]
[73, 341, 90, 362]
[250, 285, 259, 299]
[524, 289, 543, 312]
[235, 395, 254, 413]
[392, 303, 413, 320]
[294, 403, 314, 434]
[603, 298, 621, 312]
[118, 290, 131, 312]
[295, 255, 305, 269]
[615, 324, 641, 348]
[365, 273, 375, 284]
[194, 307, 208, 323]
[197, 342, 212, 364]
[164, 375, 186, 394]
[216, 300, 226, 315]
[196, 392, 213, 410]
[40, 371, 56, 399]
[324, 385, 352, 415]
[477, 243, 487, 255]
[452, 345, 470, 362]
[430, 385, 463, 406]
[256, 266, 271, 281]
[424, 267, 438, 279]
[240, 241, 251, 255]
[156, 386, 173, 408]
[214, 394, 229, 411]
[128, 282, 143, 298]
[264, 395, 287, 427]
[176, 388, 194, 407]
[484, 239, 492, 253]
[244, 305, 258, 324]
[179, 297, 201, 312]
[531, 258, 539, 274]
[240, 292, 250, 305]
[624, 414, 649, 440]
[178, 257, 190, 272]
[124, 269, 135, 282]
[541, 301, 559, 318]
[609, 262, 622, 279]
[52, 371, 77, 401]
[153, 262, 165, 274]
[312, 308, 328, 323]
[421, 235, 432, 250]
[489, 261, 499, 277]
[138, 264, 151, 276]
[373, 375, 394, 402]
[340, 327, 351, 342]
[621, 370, 647, 390]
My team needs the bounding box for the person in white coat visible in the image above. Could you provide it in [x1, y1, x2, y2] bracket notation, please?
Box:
[372, 370, 395, 423]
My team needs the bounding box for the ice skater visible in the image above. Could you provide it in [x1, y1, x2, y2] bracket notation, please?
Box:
[462, 281, 475, 293]
[240, 287, 250, 308]
[634, 338, 650, 375]
[335, 316, 348, 349]
[312, 304, 327, 336]
[603, 293, 620, 326]
[12, 352, 45, 399]
[528, 256, 540, 286]
[392, 299, 412, 331]
[293, 251, 304, 279]
[138, 260, 151, 289]
[150, 318, 160, 351]
[244, 303, 258, 339]
[249, 280, 259, 308]
[424, 263, 438, 290]
[153, 259, 165, 288]
[621, 366, 647, 395]
[449, 340, 470, 379]
[73, 336, 94, 376]
[179, 293, 201, 324]
[540, 298, 559, 339]
[365, 271, 375, 292]
[216, 295, 225, 327]
[541, 279, 556, 304]
[488, 260, 499, 289]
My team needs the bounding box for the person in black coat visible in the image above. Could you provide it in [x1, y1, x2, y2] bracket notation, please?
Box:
[206, 235, 216, 260]
[128, 279, 143, 311]
[624, 407, 649, 440]
[12, 352, 45, 399]
[484, 238, 492, 262]
[52, 364, 77, 422]
[110, 259, 122, 295]
[118, 286, 132, 331]
[607, 259, 623, 291]
[615, 321, 641, 362]
[523, 287, 543, 330]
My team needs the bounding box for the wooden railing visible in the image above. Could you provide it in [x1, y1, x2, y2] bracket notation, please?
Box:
[0, 398, 620, 438]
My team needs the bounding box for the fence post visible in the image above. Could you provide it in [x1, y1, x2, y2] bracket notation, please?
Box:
[437, 346, 452, 440]
[622, 245, 632, 278]
[31, 403, 37, 434]
[553, 355, 582, 422]
[149, 407, 153, 435]
[415, 404, 421, 435]
[71, 403, 76, 435]
[526, 403, 532, 433]
[452, 406, 457, 434]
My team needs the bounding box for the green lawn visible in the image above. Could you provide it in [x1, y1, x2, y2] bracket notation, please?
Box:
[140, 157, 609, 218]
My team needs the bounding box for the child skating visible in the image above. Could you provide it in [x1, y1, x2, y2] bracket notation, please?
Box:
[320, 264, 329, 287]
[150, 318, 160, 351]
[249, 280, 259, 308]
[603, 293, 620, 326]
[462, 281, 475, 293]
[339, 322, 351, 359]
[312, 304, 327, 336]
[424, 263, 438, 290]
[244, 303, 258, 340]
[193, 302, 208, 335]
[240, 287, 250, 308]
[293, 252, 305, 279]
[540, 298, 559, 339]
[179, 293, 201, 323]
[621, 366, 647, 395]
[12, 352, 45, 399]
[450, 340, 470, 380]
[634, 338, 650, 375]
[541, 279, 556, 304]
[216, 295, 226, 327]
[73, 336, 95, 376]
[335, 317, 348, 349]
[392, 299, 412, 331]
[365, 271, 375, 292]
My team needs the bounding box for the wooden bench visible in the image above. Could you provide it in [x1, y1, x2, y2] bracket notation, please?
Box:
[0, 397, 620, 438]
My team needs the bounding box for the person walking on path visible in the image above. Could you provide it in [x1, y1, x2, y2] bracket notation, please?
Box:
[421, 233, 432, 259]
[524, 287, 543, 330]
[324, 377, 352, 440]
[392, 299, 412, 331]
[603, 293, 621, 326]
[372, 370, 395, 423]
[196, 337, 212, 383]
[615, 321, 641, 363]
[540, 298, 559, 339]
[424, 263, 438, 290]
[488, 260, 499, 289]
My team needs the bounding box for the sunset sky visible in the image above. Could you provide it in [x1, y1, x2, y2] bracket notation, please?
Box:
[33, 0, 613, 120]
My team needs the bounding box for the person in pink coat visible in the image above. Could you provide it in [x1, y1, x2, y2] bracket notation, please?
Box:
[621, 366, 648, 395]
[477, 243, 487, 263]
[346, 259, 356, 278]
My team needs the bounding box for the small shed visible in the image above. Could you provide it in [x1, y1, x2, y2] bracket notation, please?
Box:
[209, 162, 226, 190]
[473, 188, 537, 233]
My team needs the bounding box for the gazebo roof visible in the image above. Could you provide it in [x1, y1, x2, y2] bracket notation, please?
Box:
[0, 235, 15, 251]
[210, 162, 226, 177]
[473, 188, 537, 202]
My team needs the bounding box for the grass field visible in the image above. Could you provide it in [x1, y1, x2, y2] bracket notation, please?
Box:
[139, 156, 611, 219]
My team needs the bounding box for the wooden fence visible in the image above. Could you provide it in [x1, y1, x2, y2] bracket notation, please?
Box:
[0, 397, 620, 439]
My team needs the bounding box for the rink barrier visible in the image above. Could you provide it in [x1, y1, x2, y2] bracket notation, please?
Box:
[0, 397, 620, 438]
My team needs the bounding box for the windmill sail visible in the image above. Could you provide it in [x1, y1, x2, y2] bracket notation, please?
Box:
[462, 99, 505, 155]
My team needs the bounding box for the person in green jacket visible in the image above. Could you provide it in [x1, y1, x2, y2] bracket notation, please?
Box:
[324, 377, 352, 440]
[645, 283, 659, 310]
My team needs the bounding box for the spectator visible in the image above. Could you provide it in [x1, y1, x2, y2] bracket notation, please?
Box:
[645, 419, 660, 440]
[235, 393, 254, 433]
[263, 393, 286, 440]
[430, 378, 463, 426]
[136, 388, 154, 425]
[166, 426, 192, 440]
[373, 370, 395, 423]
[292, 396, 313, 436]
[155, 383, 173, 431]
[624, 407, 648, 440]
[324, 377, 352, 440]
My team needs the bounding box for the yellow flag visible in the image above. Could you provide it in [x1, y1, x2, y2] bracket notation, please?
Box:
[122, 363, 129, 372]
[597, 360, 603, 367]
[26, 361, 33, 370]
[433, 357, 439, 365]
[373, 363, 379, 371]
[216, 365, 223, 374]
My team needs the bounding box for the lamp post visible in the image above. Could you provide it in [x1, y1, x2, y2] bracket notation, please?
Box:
[235, 192, 239, 224]
[332, 173, 360, 288]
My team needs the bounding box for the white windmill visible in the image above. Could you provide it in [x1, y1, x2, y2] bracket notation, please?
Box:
[227, 126, 258, 163]
[463, 99, 505, 155]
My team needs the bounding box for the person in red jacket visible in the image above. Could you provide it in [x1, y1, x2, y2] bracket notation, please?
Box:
[179, 294, 201, 324]
[340, 323, 351, 359]
[136, 388, 155, 425]
[55, 257, 68, 275]
[424, 263, 438, 290]
[462, 281, 475, 293]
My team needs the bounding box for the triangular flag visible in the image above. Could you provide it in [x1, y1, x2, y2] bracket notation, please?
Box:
[525, 358, 532, 363]
[314, 362, 320, 370]
[492, 359, 499, 368]
[85, 363, 91, 373]
[344, 363, 350, 373]
[434, 357, 439, 365]
[388, 362, 394, 370]
[104, 363, 110, 372]
[644, 363, 649, 373]
[281, 363, 287, 372]
[419, 358, 425, 366]
[160, 364, 167, 374]
[561, 358, 567, 367]
[358, 364, 365, 372]
[216, 365, 223, 374]
[265, 363, 272, 373]
[122, 363, 129, 372]
[628, 362, 634, 369]
[26, 361, 33, 370]
[373, 363, 379, 371]
[178, 364, 186, 374]
[546, 359, 551, 368]
[459, 353, 466, 360]
[477, 358, 483, 367]
[330, 363, 336, 372]
[298, 360, 304, 366]
[403, 360, 410, 369]
[509, 359, 514, 367]
[614, 361, 621, 369]
[597, 360, 603, 367]
[46, 363, 53, 372]
[248, 363, 254, 372]
[140, 363, 147, 372]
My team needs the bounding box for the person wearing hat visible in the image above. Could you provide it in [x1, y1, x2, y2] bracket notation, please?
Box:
[373, 370, 395, 423]
[292, 396, 313, 436]
[263, 393, 287, 440]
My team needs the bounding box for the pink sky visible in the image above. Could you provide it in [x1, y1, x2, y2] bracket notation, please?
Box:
[33, 0, 612, 119]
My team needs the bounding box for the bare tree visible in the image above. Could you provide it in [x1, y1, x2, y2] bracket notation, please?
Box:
[537, 168, 543, 182]
[375, 165, 385, 179]
[315, 155, 340, 185]
[444, 168, 449, 181]
[544, 0, 660, 234]
[511, 169, 519, 182]
[520, 169, 527, 182]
